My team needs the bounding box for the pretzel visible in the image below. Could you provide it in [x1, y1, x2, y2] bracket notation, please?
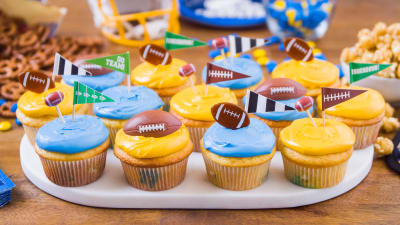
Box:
[33, 24, 51, 43]
[0, 22, 17, 38]
[0, 101, 16, 117]
[7, 55, 27, 78]
[1, 81, 24, 100]
[0, 40, 12, 58]
[0, 61, 13, 81]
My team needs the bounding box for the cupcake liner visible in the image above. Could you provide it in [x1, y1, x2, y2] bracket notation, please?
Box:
[271, 126, 285, 149]
[119, 158, 188, 191]
[202, 154, 272, 191]
[38, 150, 107, 187]
[105, 125, 119, 148]
[160, 96, 171, 106]
[187, 126, 208, 152]
[23, 124, 39, 147]
[349, 121, 383, 150]
[281, 155, 348, 189]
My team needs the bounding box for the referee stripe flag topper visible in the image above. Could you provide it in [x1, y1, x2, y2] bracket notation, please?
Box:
[53, 53, 92, 76]
[321, 87, 367, 110]
[245, 90, 295, 113]
[228, 35, 268, 56]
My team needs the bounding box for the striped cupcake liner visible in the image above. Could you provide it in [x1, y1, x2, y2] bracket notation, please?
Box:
[38, 150, 107, 187]
[187, 126, 208, 152]
[160, 96, 171, 107]
[281, 155, 348, 189]
[23, 125, 39, 147]
[202, 154, 271, 191]
[119, 158, 188, 191]
[102, 124, 121, 148]
[270, 126, 285, 150]
[349, 121, 383, 150]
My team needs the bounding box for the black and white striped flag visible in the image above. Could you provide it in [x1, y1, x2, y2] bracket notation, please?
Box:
[245, 90, 295, 113]
[228, 35, 268, 55]
[53, 53, 91, 76]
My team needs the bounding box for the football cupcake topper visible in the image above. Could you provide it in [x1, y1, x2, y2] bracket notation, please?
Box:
[211, 37, 228, 65]
[283, 37, 314, 62]
[123, 110, 182, 138]
[179, 64, 197, 94]
[255, 78, 307, 100]
[139, 44, 172, 66]
[18, 71, 55, 94]
[211, 103, 250, 130]
[295, 96, 316, 127]
[45, 91, 65, 124]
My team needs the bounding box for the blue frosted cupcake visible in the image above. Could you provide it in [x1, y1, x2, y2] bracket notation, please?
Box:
[93, 85, 164, 146]
[201, 57, 264, 103]
[201, 118, 276, 190]
[35, 115, 109, 187]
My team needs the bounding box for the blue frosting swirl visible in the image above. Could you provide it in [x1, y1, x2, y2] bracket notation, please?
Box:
[93, 85, 164, 120]
[203, 118, 275, 157]
[36, 115, 109, 154]
[63, 71, 125, 92]
[201, 57, 263, 89]
[243, 96, 314, 121]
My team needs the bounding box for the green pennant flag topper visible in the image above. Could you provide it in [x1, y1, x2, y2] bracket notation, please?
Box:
[85, 52, 130, 74]
[164, 31, 207, 50]
[73, 81, 114, 105]
[349, 62, 391, 83]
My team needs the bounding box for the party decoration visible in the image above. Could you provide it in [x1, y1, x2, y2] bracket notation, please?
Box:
[164, 32, 207, 50]
[349, 62, 391, 83]
[73, 81, 114, 105]
[123, 110, 182, 138]
[84, 52, 130, 74]
[53, 53, 92, 76]
[205, 63, 250, 84]
[74, 59, 113, 75]
[18, 71, 55, 93]
[139, 44, 172, 66]
[245, 90, 295, 113]
[228, 35, 268, 56]
[45, 91, 65, 123]
[255, 78, 306, 100]
[321, 88, 367, 110]
[179, 64, 197, 93]
[211, 102, 250, 130]
[283, 37, 313, 62]
[295, 96, 316, 127]
[0, 121, 11, 131]
[211, 37, 228, 49]
[385, 129, 400, 174]
[0, 169, 15, 207]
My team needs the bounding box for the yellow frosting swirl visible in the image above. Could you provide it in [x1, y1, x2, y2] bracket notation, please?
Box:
[271, 59, 339, 89]
[115, 125, 190, 159]
[131, 58, 188, 89]
[317, 87, 385, 120]
[280, 118, 355, 156]
[17, 83, 82, 118]
[170, 85, 237, 121]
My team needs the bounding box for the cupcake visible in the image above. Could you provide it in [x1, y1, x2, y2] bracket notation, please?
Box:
[317, 87, 385, 149]
[279, 118, 355, 188]
[62, 55, 125, 92]
[271, 59, 340, 98]
[114, 110, 193, 191]
[169, 85, 237, 151]
[17, 83, 89, 145]
[131, 58, 195, 104]
[201, 103, 276, 190]
[202, 57, 264, 104]
[243, 78, 313, 143]
[93, 85, 164, 146]
[35, 115, 109, 187]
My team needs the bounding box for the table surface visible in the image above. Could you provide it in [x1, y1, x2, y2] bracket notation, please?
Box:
[1, 0, 400, 224]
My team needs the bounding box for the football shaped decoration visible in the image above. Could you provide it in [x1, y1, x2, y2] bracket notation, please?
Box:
[295, 96, 313, 112]
[45, 91, 64, 107]
[211, 37, 228, 49]
[18, 71, 55, 93]
[123, 110, 182, 138]
[74, 58, 113, 76]
[211, 103, 250, 130]
[283, 37, 314, 62]
[179, 64, 196, 77]
[139, 44, 172, 66]
[255, 78, 307, 100]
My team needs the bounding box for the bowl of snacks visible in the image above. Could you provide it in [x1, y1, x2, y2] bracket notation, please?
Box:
[341, 22, 400, 103]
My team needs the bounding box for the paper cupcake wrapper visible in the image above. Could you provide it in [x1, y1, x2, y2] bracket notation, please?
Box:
[187, 126, 208, 152]
[119, 158, 188, 191]
[38, 151, 107, 187]
[160, 96, 171, 106]
[270, 127, 285, 150]
[202, 154, 272, 191]
[349, 121, 383, 150]
[102, 123, 121, 148]
[281, 155, 348, 189]
[22, 125, 39, 147]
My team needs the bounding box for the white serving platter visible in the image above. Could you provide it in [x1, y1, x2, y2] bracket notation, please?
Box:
[20, 135, 373, 209]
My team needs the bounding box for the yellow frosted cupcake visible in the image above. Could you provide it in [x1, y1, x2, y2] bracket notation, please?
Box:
[131, 58, 195, 104]
[17, 83, 88, 145]
[169, 85, 237, 151]
[114, 110, 193, 191]
[279, 118, 355, 188]
[272, 59, 340, 97]
[317, 87, 385, 149]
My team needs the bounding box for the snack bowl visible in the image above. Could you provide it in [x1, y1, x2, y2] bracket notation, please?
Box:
[341, 61, 400, 104]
